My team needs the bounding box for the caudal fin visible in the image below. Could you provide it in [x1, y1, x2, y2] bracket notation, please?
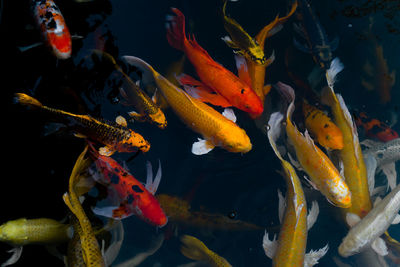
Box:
[166, 8, 187, 51]
[180, 235, 211, 261]
[14, 93, 43, 110]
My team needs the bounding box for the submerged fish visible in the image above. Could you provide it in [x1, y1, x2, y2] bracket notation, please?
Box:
[338, 184, 400, 257]
[31, 0, 72, 59]
[0, 218, 71, 266]
[88, 145, 167, 227]
[302, 100, 343, 150]
[275, 82, 351, 208]
[354, 111, 399, 142]
[180, 235, 232, 267]
[122, 56, 252, 155]
[165, 8, 263, 117]
[263, 112, 328, 267]
[14, 93, 150, 156]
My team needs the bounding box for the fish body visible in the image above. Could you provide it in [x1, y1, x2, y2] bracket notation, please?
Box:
[180, 235, 232, 267]
[14, 93, 150, 155]
[276, 82, 351, 208]
[363, 138, 400, 167]
[355, 112, 399, 142]
[89, 147, 167, 227]
[302, 100, 343, 150]
[31, 0, 72, 59]
[294, 0, 338, 69]
[122, 56, 252, 155]
[338, 184, 400, 257]
[166, 8, 263, 117]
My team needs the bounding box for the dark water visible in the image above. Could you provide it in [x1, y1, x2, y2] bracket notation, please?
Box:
[2, 0, 400, 266]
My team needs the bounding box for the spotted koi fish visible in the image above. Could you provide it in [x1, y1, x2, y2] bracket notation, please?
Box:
[31, 0, 72, 59]
[355, 111, 398, 142]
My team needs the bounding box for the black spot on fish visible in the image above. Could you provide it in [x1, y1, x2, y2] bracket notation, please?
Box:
[377, 152, 384, 159]
[121, 172, 128, 177]
[114, 167, 120, 173]
[370, 125, 383, 135]
[45, 11, 53, 19]
[324, 124, 329, 128]
[47, 18, 57, 29]
[241, 89, 245, 94]
[311, 113, 317, 119]
[110, 173, 120, 184]
[127, 194, 134, 204]
[131, 185, 144, 193]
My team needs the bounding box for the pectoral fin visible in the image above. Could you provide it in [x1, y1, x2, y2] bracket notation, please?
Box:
[192, 138, 215, 155]
[222, 108, 236, 123]
[145, 160, 162, 195]
[293, 37, 311, 54]
[234, 55, 252, 87]
[345, 212, 361, 227]
[304, 244, 329, 267]
[2, 246, 23, 267]
[381, 162, 397, 191]
[221, 35, 239, 49]
[99, 146, 115, 157]
[277, 190, 286, 224]
[127, 111, 145, 121]
[115, 115, 128, 127]
[262, 232, 277, 259]
[307, 201, 319, 231]
[371, 237, 388, 256]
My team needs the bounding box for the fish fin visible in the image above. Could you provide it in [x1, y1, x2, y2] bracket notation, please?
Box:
[372, 186, 386, 197]
[267, 112, 285, 160]
[234, 55, 252, 87]
[277, 189, 286, 224]
[373, 196, 382, 207]
[180, 235, 211, 261]
[262, 231, 277, 259]
[145, 160, 162, 195]
[361, 79, 374, 91]
[222, 108, 236, 123]
[345, 212, 361, 227]
[293, 37, 310, 53]
[307, 66, 324, 90]
[392, 214, 400, 224]
[1, 247, 23, 267]
[263, 84, 272, 96]
[118, 87, 130, 102]
[99, 146, 115, 157]
[330, 36, 340, 51]
[103, 221, 125, 266]
[364, 154, 377, 196]
[381, 162, 397, 191]
[326, 57, 344, 89]
[192, 138, 215, 155]
[287, 153, 303, 171]
[307, 201, 319, 231]
[115, 115, 128, 127]
[304, 244, 329, 267]
[165, 8, 187, 51]
[127, 111, 145, 121]
[221, 35, 239, 49]
[73, 132, 87, 139]
[371, 237, 388, 256]
[303, 175, 318, 191]
[264, 50, 275, 68]
[17, 42, 43, 52]
[360, 139, 380, 148]
[93, 204, 129, 220]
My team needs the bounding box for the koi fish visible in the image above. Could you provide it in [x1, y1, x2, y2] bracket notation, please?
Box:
[263, 112, 328, 267]
[180, 235, 232, 267]
[275, 82, 351, 208]
[355, 112, 399, 142]
[221, 0, 274, 65]
[322, 58, 372, 219]
[156, 194, 262, 231]
[293, 0, 339, 69]
[31, 0, 72, 59]
[233, 1, 297, 109]
[91, 50, 167, 129]
[63, 145, 106, 267]
[165, 8, 263, 117]
[338, 183, 400, 257]
[0, 218, 71, 266]
[122, 56, 252, 155]
[302, 100, 344, 150]
[14, 93, 150, 156]
[88, 145, 167, 227]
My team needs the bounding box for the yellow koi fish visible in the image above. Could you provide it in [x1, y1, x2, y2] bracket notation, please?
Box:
[0, 218, 71, 266]
[180, 235, 232, 267]
[275, 82, 351, 208]
[122, 55, 252, 155]
[263, 112, 327, 267]
[63, 145, 106, 267]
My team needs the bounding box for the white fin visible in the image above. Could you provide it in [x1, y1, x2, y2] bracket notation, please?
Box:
[392, 214, 400, 224]
[267, 112, 285, 161]
[262, 232, 277, 259]
[346, 212, 361, 227]
[287, 153, 303, 171]
[326, 57, 344, 89]
[339, 160, 345, 179]
[371, 237, 388, 256]
[191, 138, 214, 155]
[373, 196, 382, 207]
[364, 154, 377, 196]
[145, 160, 162, 195]
[361, 139, 380, 148]
[104, 221, 124, 266]
[92, 206, 123, 219]
[127, 111, 140, 119]
[116, 115, 128, 127]
[222, 108, 237, 123]
[304, 244, 329, 267]
[99, 146, 115, 157]
[381, 162, 397, 191]
[303, 175, 319, 191]
[278, 190, 286, 224]
[1, 247, 23, 267]
[372, 186, 386, 197]
[307, 201, 319, 231]
[151, 88, 158, 103]
[221, 35, 233, 43]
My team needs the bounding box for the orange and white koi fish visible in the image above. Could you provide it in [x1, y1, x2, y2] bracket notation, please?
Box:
[322, 58, 372, 219]
[31, 0, 72, 59]
[263, 112, 327, 267]
[14, 93, 150, 156]
[122, 56, 252, 155]
[275, 82, 351, 208]
[166, 8, 263, 117]
[302, 100, 343, 150]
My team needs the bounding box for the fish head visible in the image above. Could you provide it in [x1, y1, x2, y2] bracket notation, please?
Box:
[149, 109, 168, 129]
[134, 193, 168, 227]
[237, 87, 264, 116]
[217, 127, 252, 153]
[246, 46, 267, 65]
[315, 45, 333, 69]
[338, 235, 360, 258]
[320, 124, 344, 150]
[123, 131, 150, 153]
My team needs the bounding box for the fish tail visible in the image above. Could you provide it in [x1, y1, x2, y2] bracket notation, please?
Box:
[180, 235, 212, 261]
[14, 93, 43, 110]
[122, 56, 158, 85]
[166, 8, 187, 51]
[274, 82, 296, 123]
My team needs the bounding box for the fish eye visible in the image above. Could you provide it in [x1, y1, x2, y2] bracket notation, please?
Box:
[227, 211, 237, 219]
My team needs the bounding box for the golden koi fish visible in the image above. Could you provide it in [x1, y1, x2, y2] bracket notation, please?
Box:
[180, 235, 232, 267]
[263, 112, 327, 267]
[275, 82, 351, 208]
[122, 55, 252, 155]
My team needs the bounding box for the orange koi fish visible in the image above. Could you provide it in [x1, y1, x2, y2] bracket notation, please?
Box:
[263, 112, 327, 267]
[354, 111, 399, 142]
[88, 145, 167, 227]
[14, 93, 150, 156]
[165, 8, 263, 117]
[303, 100, 343, 150]
[122, 56, 252, 155]
[275, 82, 351, 208]
[31, 0, 72, 59]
